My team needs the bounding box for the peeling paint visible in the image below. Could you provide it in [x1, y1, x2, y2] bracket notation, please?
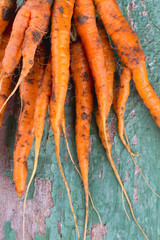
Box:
[87, 224, 108, 240]
[99, 161, 103, 180]
[126, 1, 138, 30]
[65, 154, 69, 164]
[89, 137, 93, 154]
[139, 11, 148, 16]
[134, 165, 141, 175]
[0, 177, 54, 240]
[59, 188, 63, 198]
[147, 23, 151, 30]
[64, 96, 70, 106]
[131, 134, 137, 145]
[130, 110, 135, 119]
[122, 171, 129, 183]
[57, 221, 62, 238]
[140, 0, 146, 8]
[133, 185, 138, 204]
[65, 124, 71, 140]
[108, 117, 116, 145]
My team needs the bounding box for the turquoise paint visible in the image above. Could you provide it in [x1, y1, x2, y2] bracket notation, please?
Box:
[3, 0, 160, 239]
[3, 221, 15, 240]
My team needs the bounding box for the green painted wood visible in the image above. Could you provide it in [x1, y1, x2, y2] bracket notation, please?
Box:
[3, 0, 160, 239]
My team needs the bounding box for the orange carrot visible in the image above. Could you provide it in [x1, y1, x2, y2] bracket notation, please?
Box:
[74, 1, 148, 238]
[70, 40, 93, 240]
[0, 0, 16, 36]
[50, 0, 79, 237]
[115, 67, 138, 155]
[0, 24, 12, 125]
[97, 21, 116, 102]
[114, 68, 160, 199]
[13, 45, 45, 198]
[74, 0, 111, 118]
[94, 0, 160, 128]
[0, 0, 52, 113]
[23, 57, 52, 240]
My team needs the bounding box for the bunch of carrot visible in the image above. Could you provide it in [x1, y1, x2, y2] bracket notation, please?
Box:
[0, 0, 159, 239]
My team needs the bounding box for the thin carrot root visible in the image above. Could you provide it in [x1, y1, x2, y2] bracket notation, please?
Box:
[55, 126, 80, 238]
[61, 116, 88, 240]
[105, 129, 148, 240]
[61, 119, 103, 229]
[23, 150, 39, 240]
[122, 191, 130, 221]
[115, 67, 138, 157]
[96, 111, 148, 240]
[123, 129, 160, 198]
[23, 58, 52, 240]
[121, 128, 138, 157]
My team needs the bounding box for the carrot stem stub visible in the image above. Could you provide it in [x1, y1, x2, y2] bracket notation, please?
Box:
[71, 40, 93, 240]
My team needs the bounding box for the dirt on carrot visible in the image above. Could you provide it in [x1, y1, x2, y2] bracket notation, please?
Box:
[0, 0, 16, 36]
[23, 56, 52, 240]
[50, 0, 80, 237]
[0, 24, 13, 125]
[71, 40, 94, 240]
[94, 0, 160, 128]
[13, 44, 46, 198]
[0, 0, 52, 115]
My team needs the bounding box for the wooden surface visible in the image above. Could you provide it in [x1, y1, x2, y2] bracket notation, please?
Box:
[0, 0, 160, 239]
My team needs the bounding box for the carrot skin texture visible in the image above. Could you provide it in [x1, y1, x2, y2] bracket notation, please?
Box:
[94, 0, 160, 127]
[71, 41, 93, 240]
[0, 0, 52, 115]
[74, 0, 112, 121]
[50, 0, 75, 129]
[93, 0, 145, 69]
[34, 58, 52, 157]
[13, 46, 45, 198]
[0, 0, 16, 36]
[132, 65, 160, 127]
[0, 25, 12, 125]
[116, 68, 131, 146]
[2, 0, 51, 75]
[97, 23, 116, 101]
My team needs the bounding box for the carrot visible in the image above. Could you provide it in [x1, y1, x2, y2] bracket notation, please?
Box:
[97, 21, 116, 103]
[23, 57, 52, 240]
[74, 1, 148, 238]
[0, 0, 52, 114]
[13, 45, 45, 198]
[50, 0, 80, 237]
[62, 119, 103, 229]
[116, 67, 138, 156]
[74, 0, 111, 118]
[0, 24, 12, 125]
[0, 0, 16, 36]
[70, 40, 93, 240]
[113, 68, 160, 199]
[94, 0, 160, 128]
